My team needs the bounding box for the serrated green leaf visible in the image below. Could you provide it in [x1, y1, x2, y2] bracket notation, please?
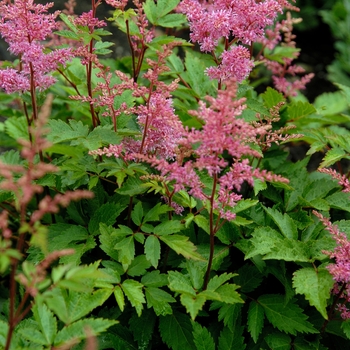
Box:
[114, 236, 135, 269]
[99, 223, 120, 261]
[131, 201, 143, 226]
[326, 191, 350, 213]
[215, 284, 244, 304]
[261, 87, 285, 109]
[144, 235, 161, 268]
[129, 310, 156, 349]
[122, 279, 145, 316]
[265, 332, 292, 350]
[292, 267, 334, 319]
[319, 147, 347, 168]
[287, 101, 316, 121]
[160, 235, 204, 261]
[234, 264, 263, 293]
[192, 322, 215, 350]
[54, 318, 118, 346]
[47, 119, 89, 144]
[248, 301, 264, 343]
[215, 303, 242, 332]
[264, 207, 298, 240]
[56, 29, 80, 40]
[258, 294, 318, 335]
[127, 255, 151, 277]
[143, 202, 172, 223]
[4, 116, 29, 141]
[168, 270, 196, 296]
[314, 91, 348, 116]
[141, 270, 168, 287]
[159, 312, 196, 350]
[157, 13, 187, 27]
[218, 326, 246, 350]
[32, 302, 57, 345]
[154, 220, 184, 235]
[145, 287, 175, 316]
[206, 272, 236, 291]
[193, 215, 210, 234]
[45, 288, 112, 324]
[180, 293, 206, 320]
[114, 285, 125, 312]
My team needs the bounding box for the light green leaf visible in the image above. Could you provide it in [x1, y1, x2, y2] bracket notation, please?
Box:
[114, 285, 125, 312]
[159, 312, 196, 350]
[32, 302, 57, 345]
[127, 255, 151, 277]
[314, 91, 348, 116]
[215, 284, 244, 304]
[206, 272, 236, 292]
[54, 318, 118, 346]
[193, 215, 210, 234]
[131, 201, 143, 226]
[141, 270, 168, 287]
[47, 119, 89, 144]
[258, 294, 318, 335]
[122, 279, 145, 316]
[287, 101, 316, 121]
[4, 116, 29, 141]
[45, 288, 112, 324]
[157, 13, 187, 27]
[145, 235, 161, 268]
[114, 236, 135, 269]
[326, 191, 350, 213]
[264, 207, 298, 240]
[145, 287, 175, 316]
[168, 270, 196, 296]
[192, 322, 215, 350]
[319, 147, 347, 168]
[180, 293, 206, 320]
[154, 220, 184, 235]
[247, 301, 264, 343]
[292, 267, 334, 319]
[160, 235, 204, 261]
[261, 87, 285, 109]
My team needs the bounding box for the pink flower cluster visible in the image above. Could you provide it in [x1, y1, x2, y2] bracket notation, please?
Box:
[178, 0, 284, 82]
[0, 0, 73, 93]
[314, 211, 350, 319]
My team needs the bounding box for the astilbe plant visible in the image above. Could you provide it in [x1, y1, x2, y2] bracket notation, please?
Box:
[2, 0, 350, 349]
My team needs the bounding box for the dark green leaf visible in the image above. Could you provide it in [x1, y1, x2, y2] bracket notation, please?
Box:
[248, 301, 264, 343]
[144, 235, 161, 268]
[192, 322, 215, 350]
[145, 287, 175, 316]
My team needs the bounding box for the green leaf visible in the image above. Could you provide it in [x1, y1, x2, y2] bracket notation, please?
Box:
[287, 101, 316, 121]
[54, 318, 118, 346]
[127, 255, 151, 277]
[234, 264, 263, 293]
[99, 223, 120, 261]
[292, 267, 334, 319]
[248, 301, 264, 343]
[89, 202, 127, 235]
[159, 312, 196, 350]
[264, 207, 298, 240]
[144, 235, 161, 268]
[215, 303, 242, 332]
[168, 271, 196, 296]
[218, 326, 246, 350]
[184, 51, 214, 98]
[143, 202, 172, 223]
[192, 322, 215, 350]
[131, 201, 143, 226]
[160, 235, 204, 261]
[121, 279, 146, 316]
[261, 87, 285, 109]
[215, 284, 244, 304]
[206, 272, 236, 291]
[141, 270, 169, 287]
[154, 220, 184, 235]
[258, 294, 318, 335]
[114, 236, 135, 269]
[319, 147, 347, 168]
[114, 285, 125, 312]
[326, 191, 350, 213]
[129, 310, 156, 349]
[45, 288, 112, 324]
[157, 13, 187, 27]
[145, 287, 175, 316]
[314, 91, 348, 116]
[116, 176, 148, 196]
[47, 119, 89, 144]
[264, 332, 292, 350]
[180, 293, 206, 320]
[32, 302, 57, 345]
[4, 116, 29, 141]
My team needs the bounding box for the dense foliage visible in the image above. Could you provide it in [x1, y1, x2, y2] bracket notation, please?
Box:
[1, 0, 350, 349]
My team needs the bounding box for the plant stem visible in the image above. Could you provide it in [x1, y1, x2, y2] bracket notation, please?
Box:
[203, 173, 218, 290]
